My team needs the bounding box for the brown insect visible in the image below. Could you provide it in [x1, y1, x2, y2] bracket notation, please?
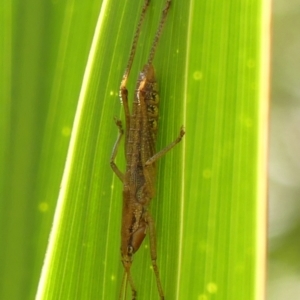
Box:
[110, 0, 185, 299]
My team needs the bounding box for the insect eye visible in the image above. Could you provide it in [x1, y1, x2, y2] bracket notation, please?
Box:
[127, 246, 134, 255]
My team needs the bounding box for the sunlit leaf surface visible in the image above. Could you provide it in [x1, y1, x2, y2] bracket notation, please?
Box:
[0, 1, 269, 299]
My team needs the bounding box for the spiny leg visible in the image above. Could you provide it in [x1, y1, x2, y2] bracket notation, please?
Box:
[145, 212, 164, 300]
[110, 118, 125, 182]
[145, 127, 185, 166]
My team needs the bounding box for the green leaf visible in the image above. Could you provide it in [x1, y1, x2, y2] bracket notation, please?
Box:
[0, 0, 102, 299]
[1, 0, 269, 299]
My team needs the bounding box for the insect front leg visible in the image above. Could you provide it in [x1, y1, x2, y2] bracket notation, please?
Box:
[145, 211, 164, 300]
[145, 127, 185, 166]
[110, 118, 125, 182]
[119, 85, 131, 136]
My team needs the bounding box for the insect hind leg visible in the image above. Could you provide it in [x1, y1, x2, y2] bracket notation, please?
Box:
[119, 270, 137, 300]
[145, 211, 165, 299]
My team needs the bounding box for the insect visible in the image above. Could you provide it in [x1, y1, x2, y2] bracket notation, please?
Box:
[110, 0, 185, 299]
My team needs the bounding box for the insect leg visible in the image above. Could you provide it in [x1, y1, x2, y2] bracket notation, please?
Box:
[110, 118, 125, 182]
[145, 127, 185, 166]
[145, 211, 164, 300]
[119, 270, 137, 300]
[128, 271, 137, 300]
[119, 271, 127, 300]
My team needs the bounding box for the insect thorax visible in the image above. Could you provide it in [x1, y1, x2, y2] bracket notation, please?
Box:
[138, 64, 160, 141]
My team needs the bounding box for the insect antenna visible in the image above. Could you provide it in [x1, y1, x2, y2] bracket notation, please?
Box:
[121, 0, 150, 88]
[146, 0, 171, 66]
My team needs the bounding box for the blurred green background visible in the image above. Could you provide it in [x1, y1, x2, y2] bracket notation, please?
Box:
[0, 0, 297, 299]
[268, 0, 300, 298]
